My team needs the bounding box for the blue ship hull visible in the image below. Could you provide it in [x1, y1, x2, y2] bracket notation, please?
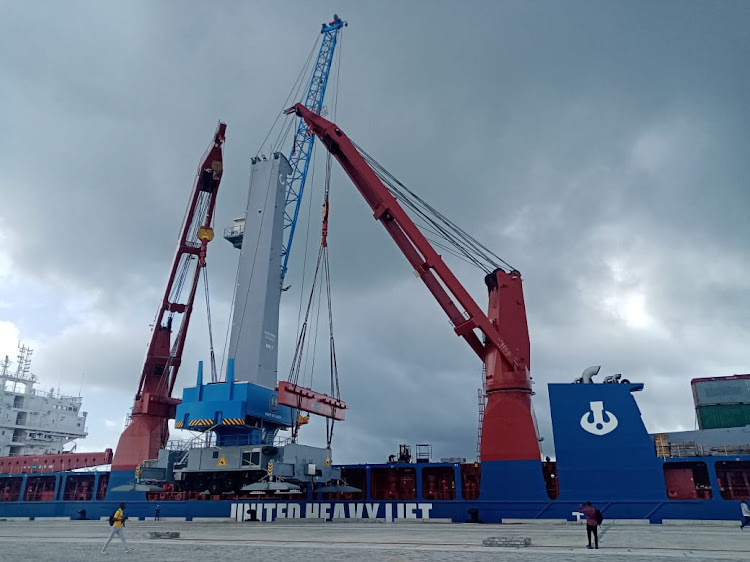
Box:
[1, 381, 747, 522]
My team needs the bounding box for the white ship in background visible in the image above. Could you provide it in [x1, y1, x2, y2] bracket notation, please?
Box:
[0, 345, 88, 457]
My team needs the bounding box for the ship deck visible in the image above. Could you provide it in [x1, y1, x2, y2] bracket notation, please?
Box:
[0, 518, 745, 560]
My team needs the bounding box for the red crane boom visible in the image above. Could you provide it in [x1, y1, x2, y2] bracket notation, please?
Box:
[284, 104, 539, 462]
[112, 122, 227, 471]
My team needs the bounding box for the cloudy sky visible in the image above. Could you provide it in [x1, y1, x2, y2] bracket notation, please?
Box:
[1, 1, 748, 464]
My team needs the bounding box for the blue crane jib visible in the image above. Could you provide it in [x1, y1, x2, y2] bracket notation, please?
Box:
[280, 14, 346, 285]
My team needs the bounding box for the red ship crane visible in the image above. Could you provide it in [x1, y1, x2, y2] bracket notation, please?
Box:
[284, 104, 539, 462]
[112, 123, 227, 471]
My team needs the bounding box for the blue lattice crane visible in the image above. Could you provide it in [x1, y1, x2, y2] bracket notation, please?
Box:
[280, 14, 346, 286]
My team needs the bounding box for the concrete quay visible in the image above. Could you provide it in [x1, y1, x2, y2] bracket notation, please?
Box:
[0, 518, 746, 561]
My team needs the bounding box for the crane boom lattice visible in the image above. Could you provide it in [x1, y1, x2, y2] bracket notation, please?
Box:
[280, 15, 346, 285]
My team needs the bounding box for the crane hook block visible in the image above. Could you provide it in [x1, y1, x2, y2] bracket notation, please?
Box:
[197, 227, 214, 242]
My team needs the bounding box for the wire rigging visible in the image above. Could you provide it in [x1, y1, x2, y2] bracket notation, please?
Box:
[287, 150, 340, 447]
[256, 37, 320, 159]
[202, 267, 218, 383]
[351, 141, 516, 274]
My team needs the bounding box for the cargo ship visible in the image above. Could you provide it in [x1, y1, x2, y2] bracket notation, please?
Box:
[1, 16, 748, 524]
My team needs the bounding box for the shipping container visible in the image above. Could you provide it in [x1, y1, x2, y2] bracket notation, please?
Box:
[691, 375, 750, 407]
[696, 403, 750, 430]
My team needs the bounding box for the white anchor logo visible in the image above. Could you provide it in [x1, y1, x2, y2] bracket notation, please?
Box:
[580, 400, 618, 436]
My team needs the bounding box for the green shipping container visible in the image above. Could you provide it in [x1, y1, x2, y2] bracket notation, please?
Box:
[696, 403, 750, 430]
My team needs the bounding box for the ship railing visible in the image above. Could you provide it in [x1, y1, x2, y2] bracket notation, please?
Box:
[666, 441, 750, 457]
[166, 439, 207, 451]
[165, 435, 292, 450]
[1, 372, 38, 384]
[223, 224, 245, 239]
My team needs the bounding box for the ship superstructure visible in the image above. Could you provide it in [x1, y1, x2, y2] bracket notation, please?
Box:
[0, 345, 87, 457]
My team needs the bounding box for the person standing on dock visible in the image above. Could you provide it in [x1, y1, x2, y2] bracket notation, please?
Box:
[741, 500, 750, 529]
[579, 501, 599, 549]
[101, 502, 133, 555]
[155, 504, 161, 522]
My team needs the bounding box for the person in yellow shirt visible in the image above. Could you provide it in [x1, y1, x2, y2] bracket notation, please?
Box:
[101, 502, 133, 554]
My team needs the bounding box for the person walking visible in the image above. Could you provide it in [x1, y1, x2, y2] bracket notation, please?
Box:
[579, 501, 599, 549]
[154, 504, 161, 522]
[741, 500, 750, 529]
[101, 502, 133, 555]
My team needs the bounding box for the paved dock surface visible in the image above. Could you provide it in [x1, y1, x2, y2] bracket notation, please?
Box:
[0, 519, 746, 561]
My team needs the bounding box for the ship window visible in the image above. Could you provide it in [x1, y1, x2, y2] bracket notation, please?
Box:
[460, 463, 481, 500]
[337, 468, 366, 501]
[663, 462, 712, 499]
[715, 461, 750, 500]
[422, 466, 456, 500]
[212, 451, 219, 459]
[371, 467, 416, 500]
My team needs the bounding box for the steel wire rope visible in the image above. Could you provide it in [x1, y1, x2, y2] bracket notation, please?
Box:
[293, 26, 342, 328]
[304, 264, 324, 391]
[320, 30, 342, 425]
[155, 253, 193, 395]
[286, 152, 338, 443]
[202, 267, 219, 383]
[218, 230, 244, 382]
[287, 28, 342, 335]
[398, 211, 485, 265]
[293, 139, 318, 333]
[359, 149, 489, 268]
[157, 161, 207, 328]
[355, 144, 486, 264]
[255, 36, 319, 159]
[271, 117, 297, 158]
[332, 30, 343, 122]
[322, 156, 340, 447]
[387, 176, 512, 272]
[355, 148, 487, 271]
[424, 236, 480, 267]
[166, 193, 210, 315]
[368, 161, 498, 263]
[355, 144, 492, 266]
[352, 142, 517, 273]
[158, 192, 213, 394]
[271, 38, 320, 154]
[390, 187, 489, 271]
[202, 188, 222, 385]
[298, 138, 334, 393]
[287, 247, 322, 386]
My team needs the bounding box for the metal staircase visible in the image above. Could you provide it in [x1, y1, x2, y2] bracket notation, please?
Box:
[476, 366, 487, 462]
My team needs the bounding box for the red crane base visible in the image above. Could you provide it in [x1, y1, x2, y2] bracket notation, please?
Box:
[111, 394, 180, 471]
[480, 389, 539, 461]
